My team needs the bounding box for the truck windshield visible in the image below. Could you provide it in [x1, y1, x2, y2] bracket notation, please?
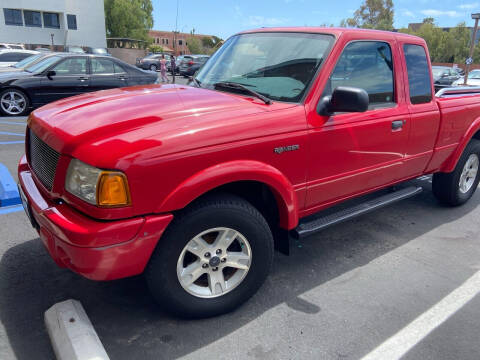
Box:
[195, 32, 334, 103]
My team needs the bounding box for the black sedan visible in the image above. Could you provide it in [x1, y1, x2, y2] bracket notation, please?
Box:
[0, 53, 158, 116]
[136, 53, 171, 71]
[179, 55, 209, 77]
[432, 66, 462, 91]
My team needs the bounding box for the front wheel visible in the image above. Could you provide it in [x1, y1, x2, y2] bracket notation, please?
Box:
[432, 139, 480, 206]
[145, 194, 274, 318]
[0, 88, 30, 116]
[149, 64, 158, 72]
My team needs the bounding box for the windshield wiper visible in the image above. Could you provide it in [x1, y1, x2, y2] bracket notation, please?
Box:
[214, 81, 272, 105]
[190, 77, 202, 88]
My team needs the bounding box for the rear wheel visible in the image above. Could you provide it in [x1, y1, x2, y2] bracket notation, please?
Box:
[145, 194, 274, 318]
[0, 88, 30, 116]
[432, 139, 480, 206]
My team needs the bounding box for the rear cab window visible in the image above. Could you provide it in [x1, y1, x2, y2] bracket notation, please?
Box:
[403, 44, 432, 105]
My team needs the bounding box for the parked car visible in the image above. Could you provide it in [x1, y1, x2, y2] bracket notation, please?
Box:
[432, 66, 462, 91]
[64, 46, 85, 54]
[452, 69, 480, 86]
[0, 49, 38, 67]
[136, 53, 171, 71]
[0, 53, 157, 116]
[0, 43, 25, 50]
[35, 47, 53, 52]
[179, 55, 209, 76]
[18, 28, 480, 318]
[168, 55, 186, 73]
[85, 47, 111, 56]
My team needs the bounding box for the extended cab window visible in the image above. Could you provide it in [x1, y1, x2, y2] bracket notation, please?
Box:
[404, 44, 432, 104]
[324, 41, 394, 107]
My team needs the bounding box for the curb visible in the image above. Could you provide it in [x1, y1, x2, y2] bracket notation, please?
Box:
[0, 163, 20, 207]
[45, 299, 110, 360]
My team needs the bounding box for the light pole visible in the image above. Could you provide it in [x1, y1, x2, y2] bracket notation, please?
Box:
[172, 0, 179, 83]
[464, 13, 480, 85]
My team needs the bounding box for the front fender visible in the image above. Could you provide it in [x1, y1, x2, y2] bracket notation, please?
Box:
[156, 160, 299, 229]
[441, 116, 480, 173]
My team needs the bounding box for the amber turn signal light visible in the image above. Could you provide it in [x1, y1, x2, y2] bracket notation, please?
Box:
[97, 172, 131, 207]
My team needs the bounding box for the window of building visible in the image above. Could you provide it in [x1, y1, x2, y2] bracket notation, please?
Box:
[67, 14, 77, 30]
[162, 39, 165, 44]
[53, 57, 87, 75]
[166, 39, 168, 45]
[43, 12, 60, 29]
[3, 8, 23, 26]
[179, 39, 183, 45]
[403, 44, 432, 104]
[24, 10, 42, 27]
[325, 41, 395, 106]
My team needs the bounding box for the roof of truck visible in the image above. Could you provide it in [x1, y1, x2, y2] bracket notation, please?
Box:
[238, 27, 424, 43]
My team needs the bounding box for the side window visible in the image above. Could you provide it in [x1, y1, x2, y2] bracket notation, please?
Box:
[53, 58, 87, 75]
[325, 41, 394, 106]
[403, 44, 432, 104]
[91, 58, 115, 74]
[114, 63, 126, 73]
[0, 53, 30, 62]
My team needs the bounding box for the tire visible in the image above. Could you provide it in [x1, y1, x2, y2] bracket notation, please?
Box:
[432, 139, 480, 206]
[0, 88, 30, 116]
[145, 194, 274, 318]
[149, 64, 158, 72]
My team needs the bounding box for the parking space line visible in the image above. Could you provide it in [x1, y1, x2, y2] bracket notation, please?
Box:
[0, 204, 23, 214]
[0, 131, 25, 137]
[0, 141, 24, 144]
[360, 270, 480, 360]
[0, 121, 26, 126]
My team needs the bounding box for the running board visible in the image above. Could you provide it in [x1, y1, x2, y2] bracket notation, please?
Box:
[293, 186, 423, 238]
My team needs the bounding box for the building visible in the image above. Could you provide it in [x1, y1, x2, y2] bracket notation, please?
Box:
[148, 30, 216, 55]
[0, 0, 106, 50]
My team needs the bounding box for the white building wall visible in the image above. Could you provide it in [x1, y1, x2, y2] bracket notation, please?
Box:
[0, 0, 106, 48]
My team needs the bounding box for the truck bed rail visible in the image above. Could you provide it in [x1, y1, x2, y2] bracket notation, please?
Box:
[435, 86, 480, 98]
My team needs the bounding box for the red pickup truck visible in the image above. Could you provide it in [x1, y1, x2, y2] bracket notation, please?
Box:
[18, 28, 480, 317]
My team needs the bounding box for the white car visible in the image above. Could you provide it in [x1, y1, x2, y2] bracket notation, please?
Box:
[0, 43, 25, 50]
[452, 69, 480, 86]
[0, 49, 38, 68]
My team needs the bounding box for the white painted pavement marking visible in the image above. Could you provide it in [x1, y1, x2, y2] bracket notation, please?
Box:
[45, 299, 110, 360]
[360, 270, 480, 360]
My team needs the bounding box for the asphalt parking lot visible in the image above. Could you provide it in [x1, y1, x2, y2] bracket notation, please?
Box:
[0, 111, 479, 360]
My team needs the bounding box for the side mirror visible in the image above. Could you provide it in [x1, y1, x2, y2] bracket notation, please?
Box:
[317, 86, 369, 116]
[46, 70, 56, 79]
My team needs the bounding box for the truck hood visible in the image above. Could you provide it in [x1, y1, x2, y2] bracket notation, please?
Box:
[29, 84, 290, 167]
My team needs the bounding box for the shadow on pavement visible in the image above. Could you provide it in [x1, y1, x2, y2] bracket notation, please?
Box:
[0, 180, 478, 360]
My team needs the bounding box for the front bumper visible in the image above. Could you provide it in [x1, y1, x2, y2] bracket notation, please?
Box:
[18, 155, 173, 280]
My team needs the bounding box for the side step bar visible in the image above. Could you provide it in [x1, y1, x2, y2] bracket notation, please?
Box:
[293, 186, 423, 238]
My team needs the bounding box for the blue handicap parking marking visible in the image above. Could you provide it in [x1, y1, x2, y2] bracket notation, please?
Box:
[0, 163, 21, 207]
[0, 120, 26, 126]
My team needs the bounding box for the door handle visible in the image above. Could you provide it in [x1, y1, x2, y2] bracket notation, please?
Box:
[77, 77, 89, 81]
[392, 120, 405, 131]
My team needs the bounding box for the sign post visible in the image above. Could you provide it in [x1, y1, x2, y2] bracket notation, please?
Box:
[464, 13, 480, 85]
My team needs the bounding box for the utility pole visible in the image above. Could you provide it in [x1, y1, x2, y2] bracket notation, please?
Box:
[464, 13, 480, 85]
[172, 0, 179, 84]
[50, 33, 55, 50]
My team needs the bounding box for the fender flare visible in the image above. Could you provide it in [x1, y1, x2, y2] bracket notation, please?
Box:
[441, 116, 480, 173]
[156, 160, 299, 229]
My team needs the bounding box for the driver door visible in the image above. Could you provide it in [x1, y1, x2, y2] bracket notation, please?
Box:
[39, 57, 90, 104]
[305, 39, 410, 209]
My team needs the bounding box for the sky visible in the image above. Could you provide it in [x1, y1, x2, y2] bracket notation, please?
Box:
[152, 0, 480, 39]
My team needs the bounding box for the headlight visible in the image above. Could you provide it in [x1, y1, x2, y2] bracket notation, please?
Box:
[65, 159, 131, 207]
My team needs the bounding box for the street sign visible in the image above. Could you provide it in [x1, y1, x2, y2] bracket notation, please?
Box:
[466, 57, 474, 65]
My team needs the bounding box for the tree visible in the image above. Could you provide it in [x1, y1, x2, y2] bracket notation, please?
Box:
[104, 0, 154, 42]
[148, 44, 164, 53]
[187, 37, 202, 54]
[342, 0, 394, 30]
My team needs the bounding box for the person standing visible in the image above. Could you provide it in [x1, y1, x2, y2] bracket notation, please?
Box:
[160, 55, 169, 83]
[170, 55, 176, 83]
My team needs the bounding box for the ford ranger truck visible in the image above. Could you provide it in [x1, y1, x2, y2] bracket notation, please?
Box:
[18, 28, 480, 317]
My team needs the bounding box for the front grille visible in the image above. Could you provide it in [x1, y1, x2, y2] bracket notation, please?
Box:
[28, 128, 60, 191]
